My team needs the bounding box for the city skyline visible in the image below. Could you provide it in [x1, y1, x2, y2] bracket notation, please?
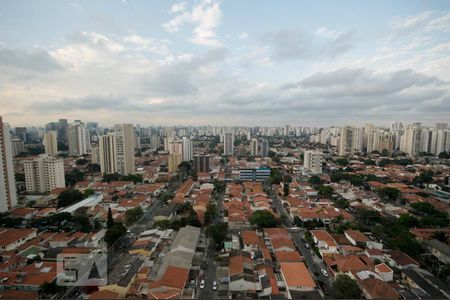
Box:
[1, 0, 450, 126]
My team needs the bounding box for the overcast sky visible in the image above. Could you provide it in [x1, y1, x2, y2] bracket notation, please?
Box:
[1, 0, 450, 127]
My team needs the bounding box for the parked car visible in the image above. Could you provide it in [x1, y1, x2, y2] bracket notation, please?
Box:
[200, 280, 205, 289]
[321, 269, 329, 277]
[212, 281, 218, 291]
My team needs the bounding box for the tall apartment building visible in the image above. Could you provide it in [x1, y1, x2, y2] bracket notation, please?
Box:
[339, 126, 355, 156]
[15, 127, 27, 144]
[91, 146, 100, 165]
[24, 154, 65, 193]
[0, 117, 17, 212]
[193, 154, 210, 173]
[43, 130, 58, 156]
[68, 121, 88, 156]
[114, 124, 135, 175]
[259, 139, 269, 157]
[303, 150, 323, 174]
[223, 132, 234, 156]
[99, 134, 116, 174]
[168, 153, 182, 173]
[182, 137, 193, 162]
[150, 135, 160, 150]
[250, 138, 258, 156]
[97, 124, 136, 175]
[400, 124, 422, 155]
[11, 139, 25, 157]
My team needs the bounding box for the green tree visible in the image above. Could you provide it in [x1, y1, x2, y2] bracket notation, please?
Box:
[75, 158, 88, 165]
[332, 274, 361, 299]
[125, 206, 144, 225]
[438, 151, 450, 159]
[308, 175, 321, 185]
[364, 159, 375, 165]
[206, 222, 228, 247]
[250, 210, 277, 228]
[57, 189, 84, 208]
[83, 188, 95, 198]
[283, 182, 289, 197]
[107, 207, 114, 229]
[104, 222, 126, 246]
[375, 187, 400, 202]
[39, 281, 65, 297]
[204, 203, 218, 225]
[318, 185, 334, 198]
[65, 168, 85, 186]
[335, 157, 349, 166]
[15, 172, 25, 182]
[397, 214, 420, 229]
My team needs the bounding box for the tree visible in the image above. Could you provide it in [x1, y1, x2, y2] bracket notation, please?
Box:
[178, 161, 192, 177]
[15, 172, 25, 182]
[107, 207, 114, 229]
[76, 158, 88, 165]
[57, 189, 84, 208]
[125, 206, 144, 225]
[250, 210, 277, 228]
[205, 222, 228, 247]
[332, 274, 361, 299]
[159, 191, 174, 204]
[65, 168, 85, 186]
[83, 188, 95, 198]
[438, 151, 450, 159]
[356, 208, 380, 225]
[213, 180, 226, 194]
[364, 159, 375, 165]
[318, 185, 334, 198]
[375, 187, 400, 202]
[102, 173, 121, 183]
[335, 157, 349, 166]
[381, 149, 389, 157]
[283, 182, 289, 197]
[104, 222, 126, 246]
[413, 170, 434, 185]
[308, 175, 321, 185]
[204, 203, 218, 225]
[269, 168, 282, 185]
[397, 214, 420, 229]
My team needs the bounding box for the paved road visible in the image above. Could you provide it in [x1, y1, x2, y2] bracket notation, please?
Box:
[198, 187, 224, 299]
[289, 229, 333, 296]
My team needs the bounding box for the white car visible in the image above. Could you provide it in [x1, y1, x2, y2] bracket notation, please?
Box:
[212, 281, 218, 291]
[321, 269, 329, 277]
[200, 280, 205, 289]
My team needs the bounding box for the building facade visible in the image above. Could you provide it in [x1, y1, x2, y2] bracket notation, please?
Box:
[24, 154, 65, 193]
[0, 117, 17, 212]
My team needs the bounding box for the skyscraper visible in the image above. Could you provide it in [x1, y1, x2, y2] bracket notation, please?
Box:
[0, 117, 17, 212]
[223, 132, 234, 156]
[182, 137, 193, 162]
[193, 154, 210, 173]
[24, 154, 65, 193]
[114, 124, 135, 175]
[43, 130, 58, 156]
[68, 121, 88, 156]
[15, 127, 27, 144]
[339, 126, 355, 156]
[168, 153, 182, 173]
[259, 139, 269, 157]
[250, 138, 258, 156]
[99, 134, 116, 174]
[11, 139, 25, 157]
[400, 124, 422, 155]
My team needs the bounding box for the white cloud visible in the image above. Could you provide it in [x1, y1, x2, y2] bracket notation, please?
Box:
[163, 0, 222, 46]
[170, 2, 186, 13]
[238, 32, 248, 39]
[314, 27, 341, 39]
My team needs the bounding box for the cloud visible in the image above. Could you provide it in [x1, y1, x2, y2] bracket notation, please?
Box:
[262, 28, 355, 61]
[170, 2, 186, 13]
[163, 0, 222, 47]
[122, 35, 170, 55]
[282, 68, 445, 97]
[0, 46, 62, 72]
[238, 32, 248, 39]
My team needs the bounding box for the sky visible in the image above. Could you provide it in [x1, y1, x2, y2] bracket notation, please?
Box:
[1, 0, 450, 127]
